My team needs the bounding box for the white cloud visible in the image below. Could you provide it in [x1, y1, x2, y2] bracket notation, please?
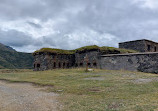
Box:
[0, 0, 158, 52]
[63, 28, 119, 49]
[133, 0, 158, 9]
[0, 18, 57, 39]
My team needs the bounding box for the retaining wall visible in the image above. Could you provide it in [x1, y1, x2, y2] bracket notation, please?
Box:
[100, 52, 158, 73]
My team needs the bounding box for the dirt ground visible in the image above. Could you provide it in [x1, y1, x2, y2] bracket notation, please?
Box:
[0, 81, 60, 111]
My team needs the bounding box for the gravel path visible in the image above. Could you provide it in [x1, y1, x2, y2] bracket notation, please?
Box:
[0, 81, 60, 111]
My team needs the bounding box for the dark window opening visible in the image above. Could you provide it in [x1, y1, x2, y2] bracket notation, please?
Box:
[71, 63, 74, 67]
[155, 47, 157, 52]
[75, 63, 78, 67]
[147, 45, 151, 51]
[67, 63, 69, 68]
[93, 63, 97, 67]
[53, 62, 56, 68]
[37, 64, 40, 68]
[58, 62, 61, 68]
[34, 64, 36, 68]
[63, 63, 65, 68]
[88, 63, 91, 66]
[80, 63, 83, 67]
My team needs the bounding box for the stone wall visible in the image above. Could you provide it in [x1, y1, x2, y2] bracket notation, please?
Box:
[34, 51, 158, 73]
[33, 39, 158, 73]
[144, 40, 158, 52]
[119, 39, 158, 52]
[119, 40, 146, 52]
[75, 51, 100, 68]
[100, 52, 158, 73]
[34, 53, 75, 71]
[34, 51, 101, 71]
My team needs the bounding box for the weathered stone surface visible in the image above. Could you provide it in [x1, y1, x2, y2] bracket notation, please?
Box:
[75, 51, 100, 68]
[34, 51, 100, 71]
[119, 39, 158, 52]
[33, 39, 158, 74]
[100, 52, 158, 73]
[34, 51, 158, 73]
[34, 53, 75, 71]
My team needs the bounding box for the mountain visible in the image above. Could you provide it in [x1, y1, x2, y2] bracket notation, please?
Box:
[0, 43, 33, 69]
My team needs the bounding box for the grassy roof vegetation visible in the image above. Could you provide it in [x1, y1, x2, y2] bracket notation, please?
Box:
[74, 45, 100, 53]
[34, 48, 75, 55]
[100, 46, 138, 54]
[33, 45, 138, 55]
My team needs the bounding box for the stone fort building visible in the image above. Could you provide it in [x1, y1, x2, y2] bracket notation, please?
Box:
[119, 39, 158, 52]
[33, 39, 158, 73]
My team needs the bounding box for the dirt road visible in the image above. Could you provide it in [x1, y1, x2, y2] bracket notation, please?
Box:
[0, 81, 60, 111]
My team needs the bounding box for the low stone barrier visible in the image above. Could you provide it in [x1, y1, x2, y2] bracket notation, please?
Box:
[100, 52, 158, 73]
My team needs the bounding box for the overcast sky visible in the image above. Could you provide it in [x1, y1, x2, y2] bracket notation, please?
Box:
[1, 0, 158, 52]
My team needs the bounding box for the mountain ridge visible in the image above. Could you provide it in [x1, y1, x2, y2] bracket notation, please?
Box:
[0, 43, 33, 69]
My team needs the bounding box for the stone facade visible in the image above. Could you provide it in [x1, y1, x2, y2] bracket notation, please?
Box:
[34, 39, 158, 73]
[75, 50, 100, 68]
[34, 53, 75, 71]
[100, 52, 158, 73]
[119, 39, 158, 52]
[33, 51, 100, 71]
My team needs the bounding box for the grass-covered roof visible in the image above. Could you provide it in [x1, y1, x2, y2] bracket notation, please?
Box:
[74, 45, 100, 52]
[33, 48, 75, 55]
[100, 46, 137, 54]
[33, 45, 138, 55]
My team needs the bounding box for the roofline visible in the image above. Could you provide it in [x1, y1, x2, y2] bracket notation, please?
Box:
[101, 52, 158, 57]
[119, 39, 158, 44]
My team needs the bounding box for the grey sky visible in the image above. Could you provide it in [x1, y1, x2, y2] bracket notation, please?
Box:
[0, 0, 158, 52]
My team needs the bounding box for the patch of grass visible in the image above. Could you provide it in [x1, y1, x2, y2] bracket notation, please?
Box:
[33, 45, 138, 55]
[0, 69, 158, 110]
[100, 46, 137, 54]
[75, 45, 100, 53]
[33, 48, 75, 55]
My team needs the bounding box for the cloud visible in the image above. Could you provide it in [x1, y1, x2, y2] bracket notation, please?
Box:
[133, 0, 158, 9]
[27, 22, 42, 28]
[0, 0, 158, 52]
[0, 29, 33, 47]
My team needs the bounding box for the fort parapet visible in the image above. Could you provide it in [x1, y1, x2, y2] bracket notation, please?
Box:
[100, 52, 158, 73]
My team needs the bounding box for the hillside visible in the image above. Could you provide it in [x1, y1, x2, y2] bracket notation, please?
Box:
[0, 43, 33, 69]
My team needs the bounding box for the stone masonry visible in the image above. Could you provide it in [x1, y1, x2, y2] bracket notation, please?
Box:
[34, 39, 158, 73]
[34, 53, 75, 71]
[100, 52, 158, 73]
[119, 39, 158, 52]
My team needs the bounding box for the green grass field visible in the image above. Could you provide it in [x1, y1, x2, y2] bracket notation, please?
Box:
[0, 69, 158, 111]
